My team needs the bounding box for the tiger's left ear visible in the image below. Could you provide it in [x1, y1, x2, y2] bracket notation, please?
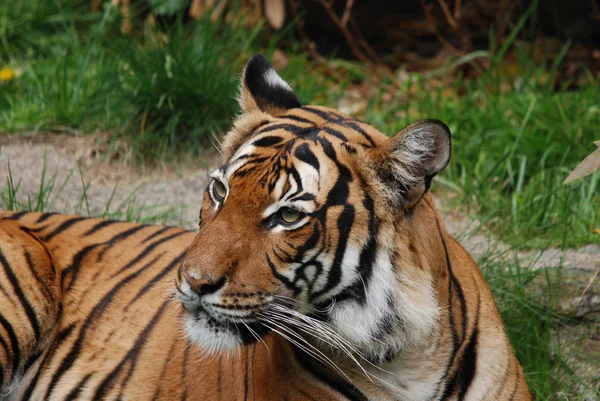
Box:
[239, 54, 301, 116]
[371, 119, 451, 209]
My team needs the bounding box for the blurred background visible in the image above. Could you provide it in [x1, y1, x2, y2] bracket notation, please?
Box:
[0, 0, 599, 398]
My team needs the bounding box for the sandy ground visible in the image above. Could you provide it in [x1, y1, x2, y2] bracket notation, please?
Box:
[1, 134, 598, 396]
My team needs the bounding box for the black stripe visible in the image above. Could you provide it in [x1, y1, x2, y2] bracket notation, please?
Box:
[338, 120, 376, 148]
[256, 123, 314, 137]
[431, 203, 471, 400]
[294, 143, 320, 172]
[335, 193, 378, 304]
[5, 210, 28, 221]
[43, 216, 88, 241]
[244, 347, 249, 401]
[46, 261, 165, 399]
[94, 224, 150, 262]
[321, 126, 348, 142]
[110, 231, 187, 277]
[24, 249, 58, 304]
[507, 367, 521, 400]
[252, 135, 284, 147]
[289, 193, 316, 202]
[457, 294, 481, 400]
[65, 373, 93, 401]
[0, 314, 20, 378]
[22, 225, 48, 234]
[267, 253, 296, 292]
[92, 301, 168, 399]
[301, 106, 339, 121]
[62, 244, 99, 291]
[140, 226, 173, 244]
[124, 252, 185, 310]
[21, 348, 44, 376]
[21, 322, 76, 400]
[83, 220, 121, 237]
[18, 227, 56, 282]
[291, 345, 368, 401]
[281, 115, 315, 124]
[307, 139, 353, 300]
[310, 204, 354, 301]
[0, 335, 9, 385]
[0, 334, 10, 368]
[457, 329, 478, 400]
[36, 212, 57, 224]
[0, 248, 41, 342]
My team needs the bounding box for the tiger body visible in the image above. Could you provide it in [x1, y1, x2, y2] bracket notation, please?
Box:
[0, 55, 531, 400]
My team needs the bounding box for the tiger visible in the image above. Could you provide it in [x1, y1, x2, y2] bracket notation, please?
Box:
[0, 54, 531, 401]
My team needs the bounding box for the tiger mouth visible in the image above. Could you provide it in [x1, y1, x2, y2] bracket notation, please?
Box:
[187, 302, 271, 345]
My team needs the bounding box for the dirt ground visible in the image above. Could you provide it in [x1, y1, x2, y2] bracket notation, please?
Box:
[1, 134, 598, 396]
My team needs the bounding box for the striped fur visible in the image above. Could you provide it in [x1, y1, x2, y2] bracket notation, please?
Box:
[0, 55, 531, 400]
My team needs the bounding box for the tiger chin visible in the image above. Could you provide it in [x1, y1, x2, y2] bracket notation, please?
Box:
[176, 54, 532, 400]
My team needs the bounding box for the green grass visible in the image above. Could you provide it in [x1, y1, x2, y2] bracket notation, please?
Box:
[0, 155, 183, 226]
[363, 65, 600, 248]
[1, 0, 273, 161]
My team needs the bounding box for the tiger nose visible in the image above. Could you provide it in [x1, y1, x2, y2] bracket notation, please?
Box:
[182, 271, 227, 297]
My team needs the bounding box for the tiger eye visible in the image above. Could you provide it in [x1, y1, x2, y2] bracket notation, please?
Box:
[280, 207, 302, 224]
[213, 180, 227, 200]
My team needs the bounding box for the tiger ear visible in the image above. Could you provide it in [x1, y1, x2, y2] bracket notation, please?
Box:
[239, 54, 301, 116]
[371, 119, 451, 209]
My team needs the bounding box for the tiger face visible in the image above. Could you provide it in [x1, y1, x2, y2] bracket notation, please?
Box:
[178, 55, 451, 361]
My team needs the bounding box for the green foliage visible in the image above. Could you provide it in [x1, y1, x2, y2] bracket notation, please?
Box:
[365, 57, 600, 248]
[0, 0, 93, 59]
[149, 0, 189, 16]
[98, 16, 265, 159]
[1, 0, 268, 160]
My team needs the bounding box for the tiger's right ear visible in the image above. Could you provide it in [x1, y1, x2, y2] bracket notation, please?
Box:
[369, 119, 451, 210]
[239, 54, 301, 117]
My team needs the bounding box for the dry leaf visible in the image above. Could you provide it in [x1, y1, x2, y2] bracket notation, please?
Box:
[563, 141, 600, 184]
[594, 228, 600, 235]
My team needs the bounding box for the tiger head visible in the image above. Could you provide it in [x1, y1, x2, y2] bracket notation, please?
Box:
[178, 55, 451, 362]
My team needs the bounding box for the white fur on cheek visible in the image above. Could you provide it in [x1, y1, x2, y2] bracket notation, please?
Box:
[327, 237, 440, 360]
[329, 249, 396, 346]
[184, 314, 242, 355]
[312, 244, 361, 302]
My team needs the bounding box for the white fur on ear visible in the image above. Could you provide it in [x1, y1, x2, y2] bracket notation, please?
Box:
[263, 68, 293, 92]
[390, 122, 450, 187]
[377, 119, 451, 206]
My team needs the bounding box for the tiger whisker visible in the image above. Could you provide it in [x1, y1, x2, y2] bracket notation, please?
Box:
[262, 310, 376, 382]
[166, 340, 193, 366]
[241, 321, 270, 356]
[267, 305, 397, 380]
[271, 303, 386, 345]
[258, 318, 354, 385]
